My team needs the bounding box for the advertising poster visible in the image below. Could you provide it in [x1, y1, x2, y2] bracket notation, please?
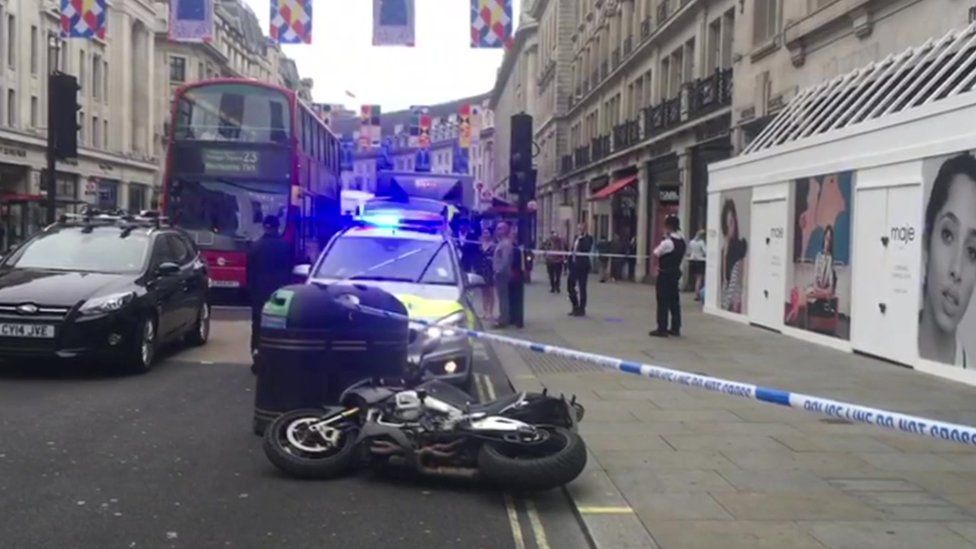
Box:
[784, 171, 854, 339]
[919, 152, 976, 370]
[718, 188, 751, 314]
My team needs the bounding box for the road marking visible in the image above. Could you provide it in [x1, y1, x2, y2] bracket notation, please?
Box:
[504, 493, 526, 549]
[473, 371, 488, 403]
[525, 499, 550, 549]
[480, 373, 497, 401]
[577, 506, 635, 514]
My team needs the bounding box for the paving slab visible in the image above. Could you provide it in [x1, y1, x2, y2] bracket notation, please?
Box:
[484, 282, 976, 548]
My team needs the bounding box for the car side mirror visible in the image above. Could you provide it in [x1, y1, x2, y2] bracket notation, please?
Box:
[466, 273, 486, 287]
[156, 262, 180, 277]
[293, 264, 311, 278]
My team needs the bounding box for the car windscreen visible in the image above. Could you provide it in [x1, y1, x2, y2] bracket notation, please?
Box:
[168, 179, 288, 241]
[314, 236, 457, 285]
[5, 228, 150, 274]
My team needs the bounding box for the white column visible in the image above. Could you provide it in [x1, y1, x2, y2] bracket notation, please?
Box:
[118, 13, 134, 154]
[678, 149, 692, 233]
[635, 162, 650, 281]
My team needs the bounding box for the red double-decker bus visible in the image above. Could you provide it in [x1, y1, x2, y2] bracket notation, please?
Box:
[161, 79, 341, 294]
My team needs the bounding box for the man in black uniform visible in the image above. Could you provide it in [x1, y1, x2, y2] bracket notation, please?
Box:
[567, 221, 594, 316]
[650, 215, 686, 337]
[247, 215, 294, 371]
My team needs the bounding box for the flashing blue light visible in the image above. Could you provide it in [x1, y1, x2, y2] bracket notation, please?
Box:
[358, 214, 402, 228]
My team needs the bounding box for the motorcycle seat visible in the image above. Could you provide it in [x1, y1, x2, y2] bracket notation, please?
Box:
[469, 392, 523, 416]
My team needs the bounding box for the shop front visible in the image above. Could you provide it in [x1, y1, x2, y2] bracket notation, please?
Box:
[707, 26, 976, 386]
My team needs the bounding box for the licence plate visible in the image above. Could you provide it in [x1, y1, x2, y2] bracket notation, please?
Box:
[0, 323, 55, 338]
[210, 280, 241, 288]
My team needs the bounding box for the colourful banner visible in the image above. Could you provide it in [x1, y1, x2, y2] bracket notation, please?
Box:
[470, 0, 513, 49]
[169, 0, 214, 42]
[418, 114, 432, 149]
[61, 0, 108, 39]
[373, 0, 415, 47]
[470, 105, 483, 146]
[270, 0, 312, 44]
[458, 104, 472, 149]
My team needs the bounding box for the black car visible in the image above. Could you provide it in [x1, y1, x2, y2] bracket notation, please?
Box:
[0, 213, 210, 372]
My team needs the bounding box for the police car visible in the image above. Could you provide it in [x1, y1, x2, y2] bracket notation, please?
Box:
[293, 211, 483, 392]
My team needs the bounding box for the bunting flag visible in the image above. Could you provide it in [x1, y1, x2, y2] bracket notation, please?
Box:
[270, 0, 312, 44]
[60, 0, 108, 39]
[458, 104, 472, 149]
[359, 105, 381, 150]
[169, 0, 214, 42]
[373, 0, 415, 47]
[418, 114, 432, 149]
[470, 105, 482, 146]
[470, 0, 513, 49]
[408, 105, 428, 148]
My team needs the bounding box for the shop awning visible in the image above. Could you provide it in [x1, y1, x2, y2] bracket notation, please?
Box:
[589, 175, 637, 201]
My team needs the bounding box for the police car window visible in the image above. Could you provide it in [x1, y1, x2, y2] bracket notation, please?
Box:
[419, 243, 457, 285]
[314, 236, 442, 283]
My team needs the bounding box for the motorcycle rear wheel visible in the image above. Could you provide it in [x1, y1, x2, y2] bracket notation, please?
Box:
[263, 409, 359, 479]
[478, 426, 587, 491]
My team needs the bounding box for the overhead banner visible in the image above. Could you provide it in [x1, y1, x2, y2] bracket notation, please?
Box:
[418, 114, 432, 149]
[359, 105, 381, 150]
[61, 0, 108, 39]
[470, 104, 482, 146]
[169, 0, 214, 42]
[270, 0, 312, 44]
[373, 0, 415, 47]
[458, 104, 472, 149]
[470, 0, 513, 49]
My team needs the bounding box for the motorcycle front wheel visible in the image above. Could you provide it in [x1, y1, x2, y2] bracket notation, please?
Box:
[263, 409, 359, 479]
[478, 426, 587, 491]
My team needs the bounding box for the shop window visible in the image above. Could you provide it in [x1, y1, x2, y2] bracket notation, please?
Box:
[97, 181, 118, 210]
[128, 184, 148, 213]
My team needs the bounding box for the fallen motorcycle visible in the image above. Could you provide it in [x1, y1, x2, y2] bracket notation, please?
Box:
[263, 377, 587, 491]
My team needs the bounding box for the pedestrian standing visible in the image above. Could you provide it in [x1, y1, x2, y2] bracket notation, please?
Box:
[509, 238, 525, 329]
[649, 215, 686, 337]
[567, 221, 594, 316]
[687, 229, 707, 301]
[492, 222, 514, 328]
[543, 231, 566, 293]
[478, 230, 496, 321]
[247, 215, 295, 372]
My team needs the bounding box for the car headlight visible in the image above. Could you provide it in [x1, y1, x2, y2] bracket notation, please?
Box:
[79, 292, 135, 316]
[427, 311, 467, 339]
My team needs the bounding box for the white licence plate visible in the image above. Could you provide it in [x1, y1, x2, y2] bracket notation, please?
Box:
[0, 323, 55, 338]
[210, 280, 241, 288]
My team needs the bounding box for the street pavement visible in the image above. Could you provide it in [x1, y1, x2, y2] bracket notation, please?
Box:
[0, 307, 589, 549]
[489, 279, 976, 549]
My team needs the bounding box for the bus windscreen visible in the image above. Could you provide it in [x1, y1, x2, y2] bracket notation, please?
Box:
[167, 179, 288, 243]
[174, 84, 291, 144]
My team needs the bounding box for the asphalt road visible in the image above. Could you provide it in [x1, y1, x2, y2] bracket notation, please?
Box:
[0, 315, 590, 549]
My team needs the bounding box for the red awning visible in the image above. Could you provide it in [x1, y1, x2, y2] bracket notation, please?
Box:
[589, 175, 637, 201]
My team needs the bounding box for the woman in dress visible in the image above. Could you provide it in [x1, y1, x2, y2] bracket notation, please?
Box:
[720, 199, 748, 313]
[919, 153, 976, 368]
[478, 229, 497, 321]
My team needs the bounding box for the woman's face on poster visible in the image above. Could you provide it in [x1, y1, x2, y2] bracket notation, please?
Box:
[926, 173, 976, 333]
[724, 208, 735, 239]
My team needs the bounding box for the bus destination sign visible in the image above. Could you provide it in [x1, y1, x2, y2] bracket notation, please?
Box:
[172, 145, 290, 181]
[202, 149, 260, 175]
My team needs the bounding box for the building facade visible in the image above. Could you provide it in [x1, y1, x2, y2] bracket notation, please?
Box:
[0, 0, 159, 249]
[555, 0, 736, 282]
[707, 1, 976, 387]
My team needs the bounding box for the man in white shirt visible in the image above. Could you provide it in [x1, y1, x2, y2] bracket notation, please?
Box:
[650, 215, 686, 337]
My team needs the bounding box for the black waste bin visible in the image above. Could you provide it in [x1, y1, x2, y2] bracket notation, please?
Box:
[252, 283, 409, 435]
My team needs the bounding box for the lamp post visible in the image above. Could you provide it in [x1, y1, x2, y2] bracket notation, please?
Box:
[45, 32, 63, 225]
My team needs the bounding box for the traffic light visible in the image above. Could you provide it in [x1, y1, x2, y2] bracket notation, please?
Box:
[49, 72, 81, 159]
[509, 113, 533, 194]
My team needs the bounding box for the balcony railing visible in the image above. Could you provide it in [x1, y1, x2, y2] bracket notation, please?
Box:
[574, 146, 590, 168]
[600, 60, 608, 79]
[657, 2, 669, 25]
[612, 119, 641, 151]
[575, 84, 581, 97]
[689, 67, 733, 116]
[591, 135, 611, 162]
[623, 35, 633, 56]
[561, 154, 574, 175]
[645, 103, 665, 132]
[612, 48, 621, 69]
[665, 96, 681, 126]
[641, 18, 651, 40]
[590, 70, 598, 87]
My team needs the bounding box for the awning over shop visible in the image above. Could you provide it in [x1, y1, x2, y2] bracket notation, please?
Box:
[589, 174, 637, 201]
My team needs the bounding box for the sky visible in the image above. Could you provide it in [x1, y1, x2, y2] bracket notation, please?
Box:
[243, 0, 522, 112]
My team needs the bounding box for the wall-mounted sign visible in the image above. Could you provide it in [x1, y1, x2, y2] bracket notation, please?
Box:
[0, 146, 27, 159]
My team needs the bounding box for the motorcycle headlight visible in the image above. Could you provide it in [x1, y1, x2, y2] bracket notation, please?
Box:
[79, 292, 135, 316]
[427, 311, 467, 339]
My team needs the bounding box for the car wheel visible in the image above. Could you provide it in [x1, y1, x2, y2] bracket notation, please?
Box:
[127, 316, 157, 374]
[186, 302, 210, 346]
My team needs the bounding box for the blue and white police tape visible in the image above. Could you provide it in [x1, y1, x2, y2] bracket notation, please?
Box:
[342, 299, 976, 448]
